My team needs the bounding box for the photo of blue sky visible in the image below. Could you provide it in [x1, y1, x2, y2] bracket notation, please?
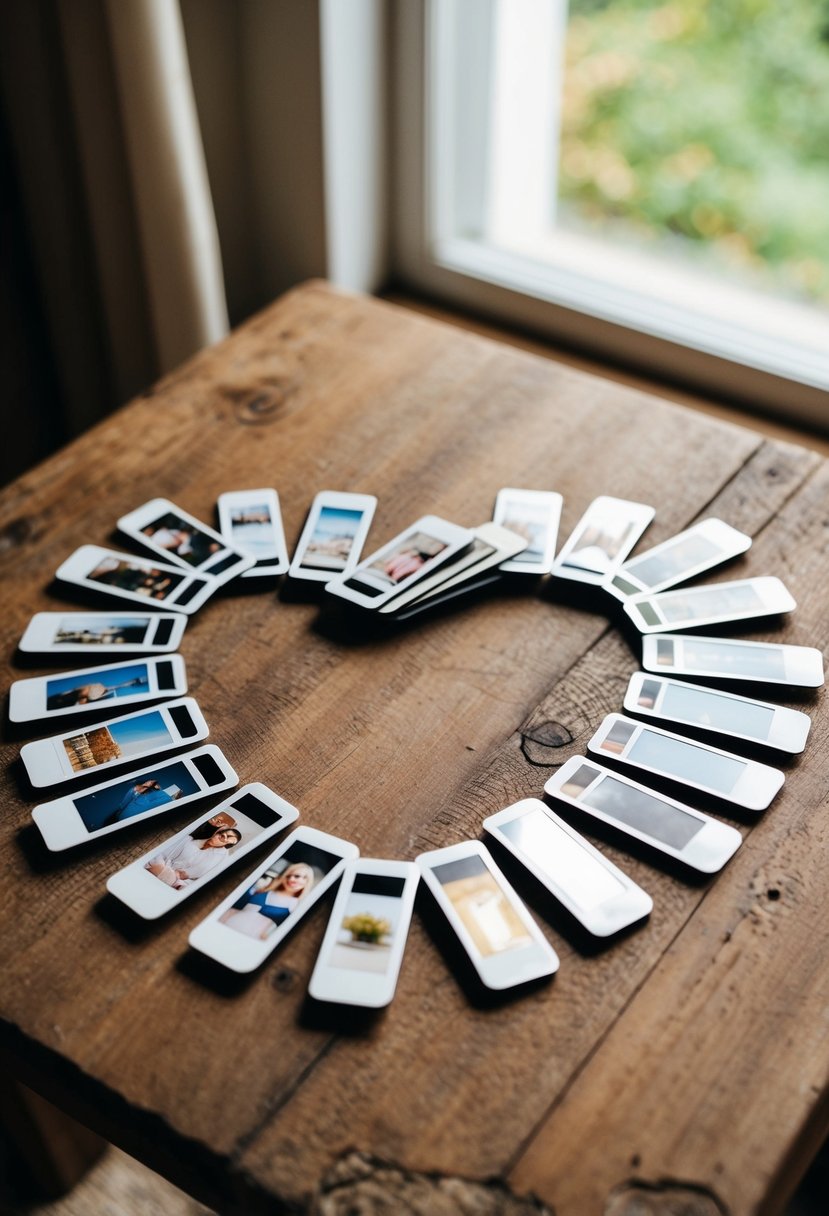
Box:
[311, 507, 363, 540]
[108, 710, 172, 757]
[46, 662, 150, 699]
[73, 760, 199, 832]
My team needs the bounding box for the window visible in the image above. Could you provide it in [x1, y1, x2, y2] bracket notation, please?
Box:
[394, 0, 829, 427]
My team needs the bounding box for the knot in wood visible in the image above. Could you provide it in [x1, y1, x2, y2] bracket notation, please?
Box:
[272, 966, 299, 993]
[234, 386, 289, 425]
[0, 516, 33, 553]
[520, 721, 574, 767]
[220, 372, 299, 425]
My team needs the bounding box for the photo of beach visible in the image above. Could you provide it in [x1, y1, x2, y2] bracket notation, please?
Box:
[52, 616, 152, 646]
[228, 503, 276, 560]
[62, 709, 173, 773]
[300, 507, 364, 571]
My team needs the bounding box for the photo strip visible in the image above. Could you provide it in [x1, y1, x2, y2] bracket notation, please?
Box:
[18, 612, 185, 655]
[289, 492, 377, 582]
[492, 488, 562, 574]
[217, 489, 290, 577]
[56, 546, 215, 614]
[9, 655, 187, 723]
[118, 498, 253, 584]
[21, 698, 208, 788]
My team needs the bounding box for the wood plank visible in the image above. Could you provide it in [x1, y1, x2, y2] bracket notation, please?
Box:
[234, 441, 821, 1209]
[0, 284, 824, 1214]
[508, 460, 829, 1216]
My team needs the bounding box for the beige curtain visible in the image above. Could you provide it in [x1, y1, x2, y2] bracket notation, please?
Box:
[0, 0, 330, 468]
[0, 0, 385, 486]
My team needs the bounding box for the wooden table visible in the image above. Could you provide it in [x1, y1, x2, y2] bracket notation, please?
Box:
[2, 281, 828, 1216]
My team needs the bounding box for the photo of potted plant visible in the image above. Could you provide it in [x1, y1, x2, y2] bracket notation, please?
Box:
[343, 912, 391, 945]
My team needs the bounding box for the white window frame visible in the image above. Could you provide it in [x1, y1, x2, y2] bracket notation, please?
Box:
[391, 0, 829, 430]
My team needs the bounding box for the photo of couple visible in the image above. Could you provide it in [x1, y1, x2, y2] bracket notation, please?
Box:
[89, 557, 185, 600]
[141, 511, 222, 567]
[144, 807, 259, 892]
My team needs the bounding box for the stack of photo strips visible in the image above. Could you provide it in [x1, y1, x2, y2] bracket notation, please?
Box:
[8, 482, 824, 1010]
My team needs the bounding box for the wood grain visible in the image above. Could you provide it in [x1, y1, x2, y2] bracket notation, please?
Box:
[1, 282, 826, 1215]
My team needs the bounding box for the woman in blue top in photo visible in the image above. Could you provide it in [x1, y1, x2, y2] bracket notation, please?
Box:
[219, 862, 316, 940]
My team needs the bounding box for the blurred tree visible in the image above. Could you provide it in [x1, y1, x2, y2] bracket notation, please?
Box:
[561, 0, 829, 306]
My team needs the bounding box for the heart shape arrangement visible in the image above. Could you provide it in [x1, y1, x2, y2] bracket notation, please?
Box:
[13, 488, 821, 1004]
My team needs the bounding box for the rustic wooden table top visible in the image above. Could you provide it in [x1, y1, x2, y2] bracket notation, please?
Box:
[2, 282, 828, 1216]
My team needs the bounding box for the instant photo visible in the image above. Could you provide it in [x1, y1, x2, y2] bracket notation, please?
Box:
[21, 699, 208, 788]
[327, 874, 406, 974]
[607, 519, 751, 600]
[417, 842, 559, 989]
[643, 635, 825, 687]
[492, 489, 562, 574]
[625, 576, 795, 632]
[62, 713, 174, 771]
[73, 760, 200, 833]
[548, 758, 742, 872]
[327, 516, 473, 609]
[483, 798, 652, 937]
[383, 522, 528, 615]
[9, 655, 187, 723]
[309, 860, 419, 1006]
[56, 546, 215, 614]
[296, 506, 369, 573]
[432, 854, 533, 958]
[217, 489, 290, 576]
[561, 761, 702, 849]
[119, 498, 253, 582]
[49, 664, 147, 710]
[363, 531, 447, 589]
[498, 803, 626, 912]
[189, 827, 359, 972]
[551, 497, 654, 583]
[88, 555, 184, 598]
[106, 785, 299, 918]
[625, 673, 811, 753]
[289, 492, 377, 582]
[18, 612, 185, 655]
[588, 714, 784, 810]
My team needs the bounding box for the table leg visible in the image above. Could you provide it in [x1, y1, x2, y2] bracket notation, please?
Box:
[0, 1080, 105, 1200]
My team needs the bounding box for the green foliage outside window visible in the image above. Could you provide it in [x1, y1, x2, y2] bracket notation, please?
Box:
[560, 0, 829, 306]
